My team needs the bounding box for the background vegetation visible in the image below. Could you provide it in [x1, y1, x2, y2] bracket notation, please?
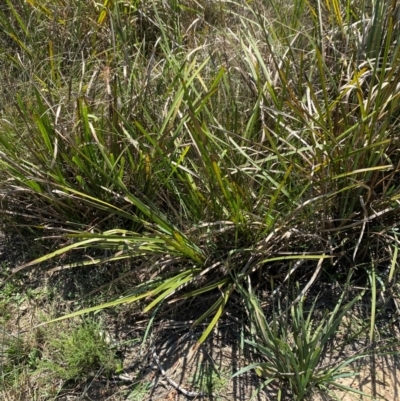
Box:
[1, 0, 400, 399]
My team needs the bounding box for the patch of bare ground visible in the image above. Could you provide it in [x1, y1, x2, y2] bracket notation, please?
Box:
[135, 322, 271, 401]
[54, 318, 274, 401]
[314, 352, 400, 401]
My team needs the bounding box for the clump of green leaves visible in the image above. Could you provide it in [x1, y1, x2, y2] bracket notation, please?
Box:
[38, 319, 118, 381]
[1, 317, 118, 399]
[235, 278, 369, 400]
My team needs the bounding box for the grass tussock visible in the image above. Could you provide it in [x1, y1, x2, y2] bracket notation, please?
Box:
[1, 0, 400, 399]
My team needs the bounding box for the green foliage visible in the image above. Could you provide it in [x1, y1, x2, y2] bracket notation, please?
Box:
[1, 317, 118, 399]
[38, 320, 118, 381]
[235, 278, 370, 400]
[125, 381, 153, 401]
[0, 0, 400, 397]
[189, 365, 229, 399]
[0, 330, 41, 388]
[1, 336, 38, 375]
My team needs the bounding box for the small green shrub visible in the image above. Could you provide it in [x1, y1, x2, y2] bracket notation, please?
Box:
[1, 317, 118, 398]
[39, 319, 117, 381]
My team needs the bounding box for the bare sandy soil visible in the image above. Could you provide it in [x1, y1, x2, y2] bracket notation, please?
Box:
[320, 354, 400, 401]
